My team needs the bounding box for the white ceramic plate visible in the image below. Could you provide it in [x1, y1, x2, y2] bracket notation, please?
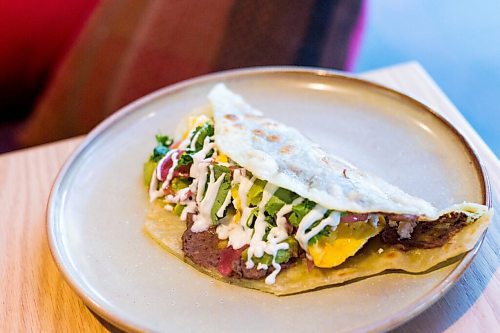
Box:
[48, 67, 490, 332]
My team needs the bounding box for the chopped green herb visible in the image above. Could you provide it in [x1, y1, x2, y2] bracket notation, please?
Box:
[155, 134, 173, 147]
[262, 187, 299, 217]
[264, 195, 285, 216]
[275, 238, 299, 263]
[264, 215, 276, 228]
[177, 153, 193, 168]
[174, 123, 214, 169]
[149, 134, 173, 162]
[288, 199, 316, 227]
[308, 226, 332, 246]
[305, 210, 333, 244]
[262, 215, 275, 240]
[273, 187, 298, 204]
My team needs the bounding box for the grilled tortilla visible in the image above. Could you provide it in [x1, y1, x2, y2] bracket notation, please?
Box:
[143, 84, 492, 295]
[145, 202, 490, 295]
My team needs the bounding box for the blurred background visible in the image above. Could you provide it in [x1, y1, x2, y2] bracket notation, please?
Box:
[0, 0, 498, 156]
[355, 0, 499, 157]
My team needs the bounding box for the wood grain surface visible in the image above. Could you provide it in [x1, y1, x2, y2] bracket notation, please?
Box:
[0, 63, 498, 332]
[0, 138, 107, 332]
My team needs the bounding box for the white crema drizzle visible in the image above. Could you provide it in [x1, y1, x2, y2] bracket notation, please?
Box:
[177, 115, 211, 150]
[148, 119, 208, 203]
[148, 149, 176, 202]
[186, 134, 219, 232]
[245, 182, 278, 269]
[189, 130, 202, 151]
[216, 170, 254, 249]
[149, 119, 360, 285]
[294, 206, 328, 257]
[150, 122, 220, 226]
[148, 169, 162, 202]
[160, 151, 180, 192]
[191, 136, 215, 203]
[263, 197, 305, 283]
[192, 165, 226, 232]
[216, 190, 233, 218]
[267, 197, 304, 243]
[216, 171, 308, 284]
[306, 211, 341, 244]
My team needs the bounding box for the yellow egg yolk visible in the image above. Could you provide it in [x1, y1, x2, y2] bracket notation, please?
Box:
[308, 219, 385, 268]
[216, 153, 229, 163]
[231, 185, 241, 223]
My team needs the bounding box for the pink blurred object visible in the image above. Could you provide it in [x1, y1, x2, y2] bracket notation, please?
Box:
[0, 0, 99, 120]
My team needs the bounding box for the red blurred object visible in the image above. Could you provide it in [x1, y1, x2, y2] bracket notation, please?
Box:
[0, 0, 98, 120]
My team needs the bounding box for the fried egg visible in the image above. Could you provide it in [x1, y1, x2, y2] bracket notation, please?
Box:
[208, 84, 438, 219]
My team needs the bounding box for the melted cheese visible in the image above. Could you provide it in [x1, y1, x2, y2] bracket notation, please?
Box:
[230, 186, 242, 223]
[216, 152, 229, 163]
[308, 218, 385, 268]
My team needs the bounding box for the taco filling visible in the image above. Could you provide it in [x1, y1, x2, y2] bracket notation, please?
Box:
[143, 84, 491, 294]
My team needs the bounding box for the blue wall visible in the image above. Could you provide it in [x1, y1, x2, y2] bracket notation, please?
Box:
[355, 0, 499, 156]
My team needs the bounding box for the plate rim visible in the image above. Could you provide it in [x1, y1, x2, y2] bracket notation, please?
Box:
[46, 66, 492, 333]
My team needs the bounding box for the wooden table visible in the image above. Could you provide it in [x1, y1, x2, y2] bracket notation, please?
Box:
[1, 63, 498, 332]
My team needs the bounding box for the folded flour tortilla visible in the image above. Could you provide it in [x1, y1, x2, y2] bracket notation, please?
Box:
[144, 84, 492, 295]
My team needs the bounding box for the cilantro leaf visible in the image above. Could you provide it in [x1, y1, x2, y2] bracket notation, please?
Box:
[177, 153, 193, 168]
[156, 134, 173, 146]
[288, 199, 316, 227]
[264, 195, 285, 216]
[149, 134, 173, 162]
[307, 225, 332, 246]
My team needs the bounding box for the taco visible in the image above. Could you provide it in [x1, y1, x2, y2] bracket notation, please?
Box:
[143, 84, 491, 295]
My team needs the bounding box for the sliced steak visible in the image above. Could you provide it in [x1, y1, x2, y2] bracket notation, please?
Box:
[182, 214, 301, 279]
[381, 212, 468, 250]
[231, 259, 269, 279]
[231, 255, 302, 280]
[182, 214, 221, 268]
